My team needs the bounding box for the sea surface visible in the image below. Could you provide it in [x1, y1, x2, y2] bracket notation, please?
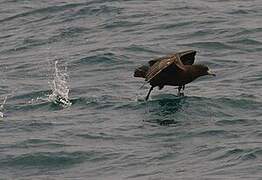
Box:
[0, 0, 262, 179]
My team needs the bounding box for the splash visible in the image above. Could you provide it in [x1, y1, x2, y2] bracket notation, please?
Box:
[48, 60, 71, 107]
[0, 96, 8, 118]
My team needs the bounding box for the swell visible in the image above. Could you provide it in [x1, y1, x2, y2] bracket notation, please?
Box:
[0, 3, 84, 23]
[8, 89, 262, 111]
[1, 26, 88, 54]
[0, 150, 119, 169]
[1, 0, 262, 179]
[180, 41, 234, 50]
[0, 1, 124, 24]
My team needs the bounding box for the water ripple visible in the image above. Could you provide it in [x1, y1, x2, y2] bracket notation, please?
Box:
[1, 0, 262, 179]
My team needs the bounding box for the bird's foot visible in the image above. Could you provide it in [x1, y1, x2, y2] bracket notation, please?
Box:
[177, 92, 184, 96]
[177, 85, 185, 96]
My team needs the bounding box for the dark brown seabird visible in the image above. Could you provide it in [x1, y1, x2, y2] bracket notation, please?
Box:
[134, 50, 216, 100]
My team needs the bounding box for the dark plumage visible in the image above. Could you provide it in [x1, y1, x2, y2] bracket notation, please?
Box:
[134, 50, 215, 100]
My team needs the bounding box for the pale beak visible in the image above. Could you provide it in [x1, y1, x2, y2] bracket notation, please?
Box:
[207, 70, 216, 76]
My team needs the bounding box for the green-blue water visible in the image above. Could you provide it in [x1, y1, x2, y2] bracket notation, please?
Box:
[1, 0, 262, 179]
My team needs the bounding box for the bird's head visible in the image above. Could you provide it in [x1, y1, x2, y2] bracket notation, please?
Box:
[194, 64, 216, 77]
[134, 65, 149, 78]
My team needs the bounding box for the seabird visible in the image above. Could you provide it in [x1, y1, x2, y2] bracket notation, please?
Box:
[134, 50, 216, 100]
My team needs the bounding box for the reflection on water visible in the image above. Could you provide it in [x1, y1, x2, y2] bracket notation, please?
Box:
[144, 95, 187, 126]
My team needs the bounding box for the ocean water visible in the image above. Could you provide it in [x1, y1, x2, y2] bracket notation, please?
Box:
[0, 0, 262, 179]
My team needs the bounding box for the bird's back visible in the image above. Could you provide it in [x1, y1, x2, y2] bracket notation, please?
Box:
[133, 50, 197, 84]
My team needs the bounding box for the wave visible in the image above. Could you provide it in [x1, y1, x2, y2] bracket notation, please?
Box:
[0, 3, 84, 23]
[211, 147, 262, 162]
[1, 151, 97, 169]
[228, 38, 262, 46]
[74, 52, 118, 66]
[180, 41, 234, 50]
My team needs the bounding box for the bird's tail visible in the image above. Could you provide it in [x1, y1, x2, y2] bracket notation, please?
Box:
[134, 65, 148, 78]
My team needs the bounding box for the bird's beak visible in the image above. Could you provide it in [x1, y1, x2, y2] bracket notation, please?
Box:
[207, 70, 216, 76]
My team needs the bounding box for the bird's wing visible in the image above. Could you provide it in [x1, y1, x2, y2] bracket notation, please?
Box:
[179, 50, 196, 65]
[145, 54, 185, 82]
[148, 50, 196, 66]
[148, 56, 168, 66]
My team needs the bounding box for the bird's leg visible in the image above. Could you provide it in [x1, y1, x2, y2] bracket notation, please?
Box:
[177, 85, 184, 96]
[178, 86, 182, 96]
[158, 85, 164, 90]
[181, 85, 185, 96]
[145, 86, 154, 101]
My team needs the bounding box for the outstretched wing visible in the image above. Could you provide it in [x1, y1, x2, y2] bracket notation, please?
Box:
[148, 56, 168, 66]
[145, 54, 185, 82]
[179, 50, 196, 65]
[148, 50, 196, 67]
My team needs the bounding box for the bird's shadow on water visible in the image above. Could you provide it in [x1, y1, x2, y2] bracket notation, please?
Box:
[143, 94, 188, 126]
